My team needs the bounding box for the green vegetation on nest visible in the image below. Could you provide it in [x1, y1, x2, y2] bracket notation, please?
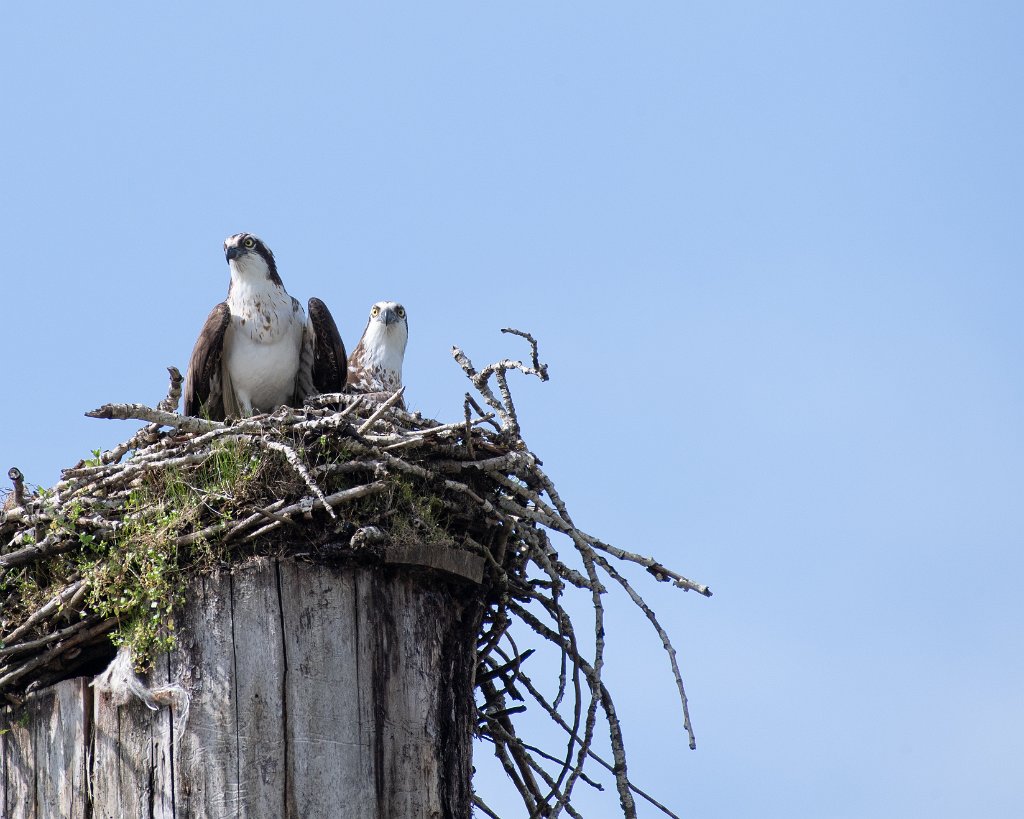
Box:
[2, 435, 457, 670]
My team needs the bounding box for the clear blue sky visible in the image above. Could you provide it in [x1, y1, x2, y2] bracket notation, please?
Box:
[2, 2, 1022, 816]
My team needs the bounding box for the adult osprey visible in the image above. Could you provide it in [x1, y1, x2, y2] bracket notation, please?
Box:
[184, 233, 347, 420]
[347, 301, 408, 398]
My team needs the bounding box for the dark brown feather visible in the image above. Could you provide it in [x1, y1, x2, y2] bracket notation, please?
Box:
[307, 297, 347, 392]
[184, 302, 230, 420]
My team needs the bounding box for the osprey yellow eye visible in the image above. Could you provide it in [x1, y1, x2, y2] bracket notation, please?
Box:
[371, 306, 381, 317]
[243, 237, 255, 249]
[396, 306, 406, 318]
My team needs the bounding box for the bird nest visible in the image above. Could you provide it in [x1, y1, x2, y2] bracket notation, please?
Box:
[0, 330, 710, 818]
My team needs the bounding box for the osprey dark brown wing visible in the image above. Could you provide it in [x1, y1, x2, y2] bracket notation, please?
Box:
[184, 302, 230, 420]
[305, 297, 347, 393]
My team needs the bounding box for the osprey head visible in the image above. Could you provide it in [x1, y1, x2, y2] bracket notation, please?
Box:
[370, 301, 407, 330]
[359, 301, 409, 360]
[223, 233, 282, 286]
[367, 301, 409, 352]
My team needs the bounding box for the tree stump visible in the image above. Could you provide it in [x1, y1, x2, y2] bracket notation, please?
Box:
[2, 554, 483, 819]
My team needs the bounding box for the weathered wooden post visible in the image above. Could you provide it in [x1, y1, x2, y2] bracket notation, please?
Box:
[3, 549, 483, 819]
[0, 678, 91, 818]
[91, 553, 482, 819]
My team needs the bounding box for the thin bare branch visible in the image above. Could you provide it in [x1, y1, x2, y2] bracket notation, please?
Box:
[356, 386, 407, 434]
[85, 403, 220, 433]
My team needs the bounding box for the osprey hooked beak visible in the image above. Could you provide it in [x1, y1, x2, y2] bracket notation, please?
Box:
[380, 306, 400, 326]
[224, 233, 261, 263]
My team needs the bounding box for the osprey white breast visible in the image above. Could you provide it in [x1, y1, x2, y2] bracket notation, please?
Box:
[223, 273, 305, 416]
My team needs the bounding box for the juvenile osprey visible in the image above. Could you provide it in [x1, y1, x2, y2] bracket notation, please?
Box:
[347, 301, 408, 398]
[184, 233, 347, 419]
